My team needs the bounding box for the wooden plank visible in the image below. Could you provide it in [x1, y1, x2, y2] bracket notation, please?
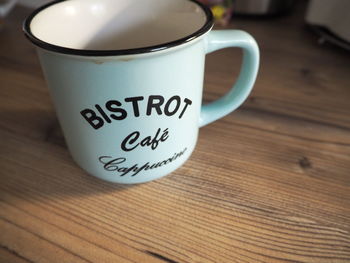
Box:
[1, 126, 349, 262]
[0, 246, 32, 263]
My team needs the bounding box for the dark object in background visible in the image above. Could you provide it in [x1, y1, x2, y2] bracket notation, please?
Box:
[0, 0, 17, 21]
[234, 0, 296, 16]
[308, 26, 350, 52]
[306, 0, 350, 51]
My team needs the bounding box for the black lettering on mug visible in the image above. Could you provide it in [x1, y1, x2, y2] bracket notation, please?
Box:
[80, 95, 193, 130]
[80, 109, 104, 130]
[125, 96, 144, 117]
[121, 131, 139, 152]
[98, 156, 126, 171]
[179, 98, 192, 119]
[164, 96, 181, 116]
[147, 95, 164, 116]
[95, 104, 111, 123]
[106, 100, 127, 121]
[121, 128, 169, 152]
[98, 148, 187, 177]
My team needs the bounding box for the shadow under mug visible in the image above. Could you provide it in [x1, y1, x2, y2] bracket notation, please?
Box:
[23, 0, 259, 184]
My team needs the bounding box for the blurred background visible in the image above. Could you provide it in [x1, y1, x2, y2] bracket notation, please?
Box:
[6, 0, 350, 51]
[3, 0, 350, 50]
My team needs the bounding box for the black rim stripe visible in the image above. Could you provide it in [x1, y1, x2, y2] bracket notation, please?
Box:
[23, 0, 214, 57]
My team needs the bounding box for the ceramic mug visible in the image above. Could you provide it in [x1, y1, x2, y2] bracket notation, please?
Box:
[23, 0, 259, 184]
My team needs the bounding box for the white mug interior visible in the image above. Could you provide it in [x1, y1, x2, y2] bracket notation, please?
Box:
[29, 0, 208, 51]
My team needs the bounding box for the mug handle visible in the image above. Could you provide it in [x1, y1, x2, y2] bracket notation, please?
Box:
[199, 30, 260, 127]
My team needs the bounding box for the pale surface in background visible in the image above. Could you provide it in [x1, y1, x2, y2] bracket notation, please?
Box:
[306, 0, 350, 42]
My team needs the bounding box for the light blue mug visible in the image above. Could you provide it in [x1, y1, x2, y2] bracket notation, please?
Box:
[24, 0, 259, 184]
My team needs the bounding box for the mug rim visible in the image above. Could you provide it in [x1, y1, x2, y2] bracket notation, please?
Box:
[23, 0, 214, 57]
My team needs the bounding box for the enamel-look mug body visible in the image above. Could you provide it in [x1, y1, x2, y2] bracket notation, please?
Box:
[24, 0, 259, 184]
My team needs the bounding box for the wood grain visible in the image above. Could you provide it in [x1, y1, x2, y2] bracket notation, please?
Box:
[1, 3, 350, 263]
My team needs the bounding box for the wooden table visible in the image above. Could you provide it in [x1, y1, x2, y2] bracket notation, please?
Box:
[1, 4, 350, 263]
